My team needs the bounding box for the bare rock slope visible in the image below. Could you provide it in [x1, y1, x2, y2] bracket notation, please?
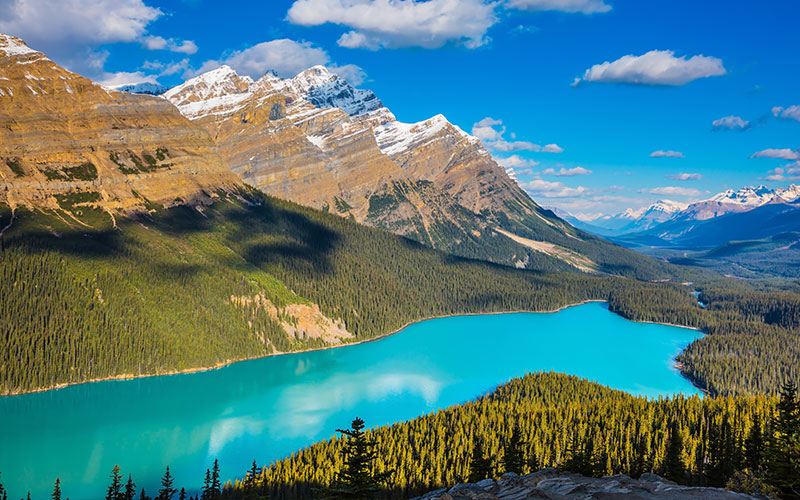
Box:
[415, 470, 756, 500]
[0, 34, 240, 214]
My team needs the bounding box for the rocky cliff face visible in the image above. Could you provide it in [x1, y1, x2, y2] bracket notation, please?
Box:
[0, 34, 240, 214]
[164, 65, 603, 273]
[414, 470, 758, 500]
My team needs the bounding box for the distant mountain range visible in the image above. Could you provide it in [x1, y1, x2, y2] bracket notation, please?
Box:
[571, 184, 800, 278]
[111, 82, 170, 95]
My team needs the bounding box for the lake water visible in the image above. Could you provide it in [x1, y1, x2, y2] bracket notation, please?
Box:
[0, 302, 703, 500]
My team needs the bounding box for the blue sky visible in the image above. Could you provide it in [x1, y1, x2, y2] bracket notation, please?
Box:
[2, 0, 798, 218]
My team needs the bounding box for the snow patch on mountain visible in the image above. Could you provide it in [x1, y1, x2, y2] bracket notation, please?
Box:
[0, 34, 41, 58]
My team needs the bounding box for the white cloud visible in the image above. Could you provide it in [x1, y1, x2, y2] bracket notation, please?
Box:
[772, 105, 800, 123]
[496, 155, 539, 168]
[650, 150, 685, 158]
[286, 0, 498, 50]
[471, 117, 563, 153]
[667, 173, 702, 181]
[750, 148, 800, 161]
[641, 186, 701, 197]
[0, 0, 161, 48]
[505, 0, 611, 14]
[190, 39, 365, 83]
[712, 115, 750, 130]
[327, 63, 367, 85]
[574, 50, 726, 86]
[471, 117, 505, 141]
[520, 179, 587, 198]
[99, 70, 159, 87]
[542, 166, 591, 176]
[142, 36, 198, 54]
[542, 144, 564, 153]
[765, 162, 800, 181]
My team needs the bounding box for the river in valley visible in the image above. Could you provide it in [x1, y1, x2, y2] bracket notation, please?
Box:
[0, 302, 703, 500]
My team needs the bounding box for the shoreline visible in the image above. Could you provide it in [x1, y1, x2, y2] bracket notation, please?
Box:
[0, 299, 704, 397]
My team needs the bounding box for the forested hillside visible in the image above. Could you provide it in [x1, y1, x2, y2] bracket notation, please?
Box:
[0, 188, 636, 395]
[2, 188, 800, 397]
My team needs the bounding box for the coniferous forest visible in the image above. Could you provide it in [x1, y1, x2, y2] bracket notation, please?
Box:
[2, 373, 797, 500]
[1, 188, 799, 397]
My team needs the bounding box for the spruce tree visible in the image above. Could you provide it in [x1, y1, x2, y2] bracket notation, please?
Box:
[157, 467, 177, 500]
[124, 476, 136, 500]
[107, 465, 124, 500]
[765, 380, 800, 496]
[502, 424, 526, 474]
[178, 489, 186, 500]
[51, 478, 61, 500]
[744, 414, 764, 472]
[326, 417, 391, 499]
[468, 436, 492, 483]
[0, 473, 7, 500]
[139, 488, 150, 500]
[201, 470, 212, 500]
[662, 421, 686, 483]
[210, 461, 221, 499]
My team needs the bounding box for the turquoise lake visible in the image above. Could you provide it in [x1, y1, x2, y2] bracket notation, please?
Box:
[0, 302, 703, 500]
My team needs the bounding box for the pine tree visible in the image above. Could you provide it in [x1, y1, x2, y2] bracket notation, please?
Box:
[124, 476, 136, 500]
[107, 465, 124, 500]
[51, 478, 61, 500]
[502, 424, 526, 474]
[0, 473, 7, 500]
[765, 380, 800, 496]
[157, 467, 177, 500]
[326, 417, 391, 499]
[662, 420, 686, 483]
[139, 488, 150, 500]
[178, 489, 186, 500]
[468, 436, 492, 483]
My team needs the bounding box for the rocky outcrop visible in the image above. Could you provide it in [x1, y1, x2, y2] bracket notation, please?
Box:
[0, 34, 240, 214]
[414, 470, 758, 500]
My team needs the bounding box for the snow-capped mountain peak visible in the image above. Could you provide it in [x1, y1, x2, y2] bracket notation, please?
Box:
[708, 185, 775, 207]
[776, 184, 800, 203]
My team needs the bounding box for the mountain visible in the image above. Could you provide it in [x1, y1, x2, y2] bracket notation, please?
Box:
[112, 82, 170, 95]
[575, 200, 688, 236]
[0, 34, 239, 213]
[164, 64, 668, 278]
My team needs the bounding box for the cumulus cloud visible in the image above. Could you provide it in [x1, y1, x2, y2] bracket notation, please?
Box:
[650, 150, 685, 158]
[772, 106, 800, 123]
[750, 148, 800, 161]
[712, 115, 750, 130]
[189, 39, 366, 83]
[573, 50, 726, 86]
[99, 70, 159, 87]
[667, 173, 702, 181]
[520, 179, 587, 198]
[496, 155, 539, 168]
[765, 162, 800, 181]
[286, 0, 498, 50]
[641, 186, 701, 197]
[542, 166, 591, 176]
[142, 36, 198, 54]
[471, 117, 563, 153]
[505, 0, 611, 14]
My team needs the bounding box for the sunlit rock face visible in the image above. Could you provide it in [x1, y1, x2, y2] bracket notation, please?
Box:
[0, 34, 240, 213]
[165, 65, 576, 269]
